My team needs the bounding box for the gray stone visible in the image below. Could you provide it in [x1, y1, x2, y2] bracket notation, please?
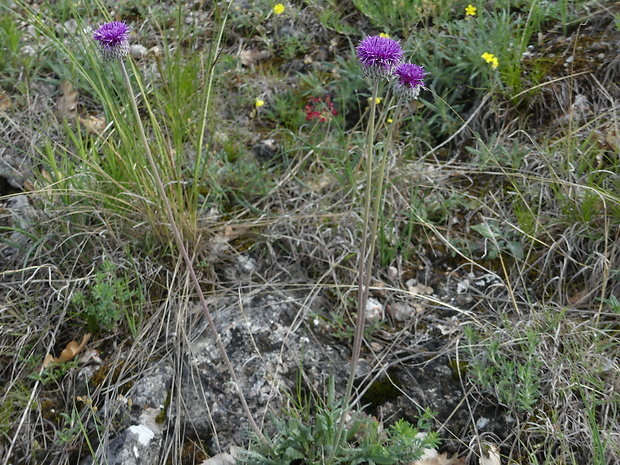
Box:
[129, 363, 173, 411]
[81, 408, 163, 465]
[172, 292, 350, 454]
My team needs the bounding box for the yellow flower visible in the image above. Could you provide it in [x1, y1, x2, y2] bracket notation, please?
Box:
[481, 52, 499, 70]
[465, 4, 477, 16]
[273, 3, 285, 14]
[368, 97, 382, 104]
[387, 118, 393, 124]
[255, 98, 265, 108]
[379, 33, 390, 38]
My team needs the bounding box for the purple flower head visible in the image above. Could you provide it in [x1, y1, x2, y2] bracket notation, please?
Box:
[393, 63, 426, 100]
[356, 35, 403, 79]
[93, 21, 130, 61]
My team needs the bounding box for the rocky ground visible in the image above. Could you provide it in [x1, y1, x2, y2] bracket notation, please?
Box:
[1, 1, 620, 465]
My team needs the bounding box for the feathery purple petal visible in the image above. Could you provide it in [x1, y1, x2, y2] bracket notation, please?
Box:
[93, 21, 130, 61]
[393, 63, 426, 100]
[356, 36, 403, 79]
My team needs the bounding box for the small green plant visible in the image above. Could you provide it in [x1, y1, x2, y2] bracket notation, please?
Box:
[0, 383, 30, 437]
[0, 13, 22, 72]
[312, 310, 384, 344]
[240, 383, 439, 465]
[465, 324, 541, 414]
[56, 409, 83, 445]
[605, 295, 620, 314]
[465, 133, 529, 170]
[72, 260, 137, 332]
[470, 220, 524, 260]
[350, 0, 457, 33]
[304, 0, 359, 36]
[30, 359, 80, 385]
[378, 185, 474, 266]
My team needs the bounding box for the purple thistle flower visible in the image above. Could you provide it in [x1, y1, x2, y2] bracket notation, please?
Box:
[393, 63, 426, 100]
[356, 35, 403, 80]
[93, 21, 130, 61]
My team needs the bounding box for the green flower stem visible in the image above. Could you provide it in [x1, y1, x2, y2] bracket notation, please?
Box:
[366, 104, 402, 288]
[328, 79, 380, 465]
[352, 79, 380, 399]
[118, 59, 269, 447]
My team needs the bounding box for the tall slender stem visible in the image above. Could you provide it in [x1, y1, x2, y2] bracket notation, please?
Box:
[328, 79, 380, 465]
[351, 79, 380, 400]
[365, 104, 401, 302]
[118, 59, 268, 447]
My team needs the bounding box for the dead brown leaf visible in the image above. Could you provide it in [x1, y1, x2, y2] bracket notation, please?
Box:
[239, 49, 271, 67]
[604, 127, 619, 155]
[408, 282, 434, 296]
[0, 86, 12, 111]
[79, 114, 107, 134]
[308, 172, 337, 192]
[414, 451, 466, 465]
[479, 444, 501, 465]
[43, 333, 91, 369]
[221, 224, 251, 242]
[567, 288, 591, 306]
[23, 180, 36, 191]
[592, 128, 620, 156]
[56, 80, 78, 119]
[199, 451, 236, 465]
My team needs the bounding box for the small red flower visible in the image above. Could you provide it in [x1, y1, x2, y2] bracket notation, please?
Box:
[304, 96, 338, 122]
